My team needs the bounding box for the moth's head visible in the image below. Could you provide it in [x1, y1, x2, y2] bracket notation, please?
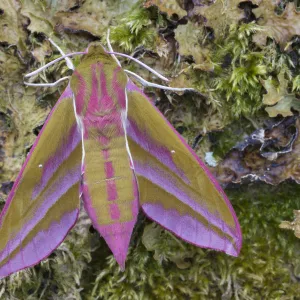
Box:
[79, 42, 117, 67]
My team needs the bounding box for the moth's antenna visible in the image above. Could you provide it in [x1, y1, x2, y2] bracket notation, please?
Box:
[106, 51, 169, 82]
[24, 52, 86, 78]
[125, 70, 195, 93]
[48, 38, 75, 70]
[106, 29, 121, 67]
[24, 76, 70, 87]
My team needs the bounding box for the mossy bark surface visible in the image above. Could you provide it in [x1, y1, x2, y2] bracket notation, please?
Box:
[0, 0, 300, 298]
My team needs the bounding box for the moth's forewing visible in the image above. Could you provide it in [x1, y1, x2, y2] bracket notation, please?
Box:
[126, 81, 242, 257]
[0, 86, 82, 278]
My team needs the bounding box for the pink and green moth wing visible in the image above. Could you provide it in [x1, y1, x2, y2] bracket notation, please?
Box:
[0, 86, 82, 278]
[126, 81, 242, 256]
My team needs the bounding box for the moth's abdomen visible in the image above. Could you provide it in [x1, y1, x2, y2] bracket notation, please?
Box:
[80, 115, 139, 268]
[82, 129, 138, 225]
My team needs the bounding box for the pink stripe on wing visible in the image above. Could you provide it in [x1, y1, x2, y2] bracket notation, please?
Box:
[0, 209, 79, 278]
[32, 124, 81, 199]
[142, 203, 239, 256]
[134, 161, 239, 243]
[0, 165, 81, 263]
[127, 118, 189, 184]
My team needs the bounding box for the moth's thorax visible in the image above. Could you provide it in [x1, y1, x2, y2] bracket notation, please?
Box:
[70, 44, 128, 117]
[71, 64, 127, 116]
[71, 58, 129, 149]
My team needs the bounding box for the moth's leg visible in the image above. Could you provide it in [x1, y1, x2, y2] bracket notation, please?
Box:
[106, 29, 121, 67]
[24, 52, 86, 78]
[48, 38, 74, 70]
[24, 38, 74, 86]
[125, 70, 196, 93]
[24, 51, 84, 79]
[24, 76, 70, 87]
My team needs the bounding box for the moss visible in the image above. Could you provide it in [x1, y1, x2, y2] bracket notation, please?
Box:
[293, 75, 300, 92]
[176, 23, 299, 120]
[109, 2, 162, 52]
[205, 24, 274, 117]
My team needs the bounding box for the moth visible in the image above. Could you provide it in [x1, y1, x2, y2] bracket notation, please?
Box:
[0, 37, 242, 278]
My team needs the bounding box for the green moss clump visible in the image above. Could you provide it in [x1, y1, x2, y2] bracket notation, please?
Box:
[109, 2, 162, 52]
[184, 23, 298, 120]
[293, 75, 300, 92]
